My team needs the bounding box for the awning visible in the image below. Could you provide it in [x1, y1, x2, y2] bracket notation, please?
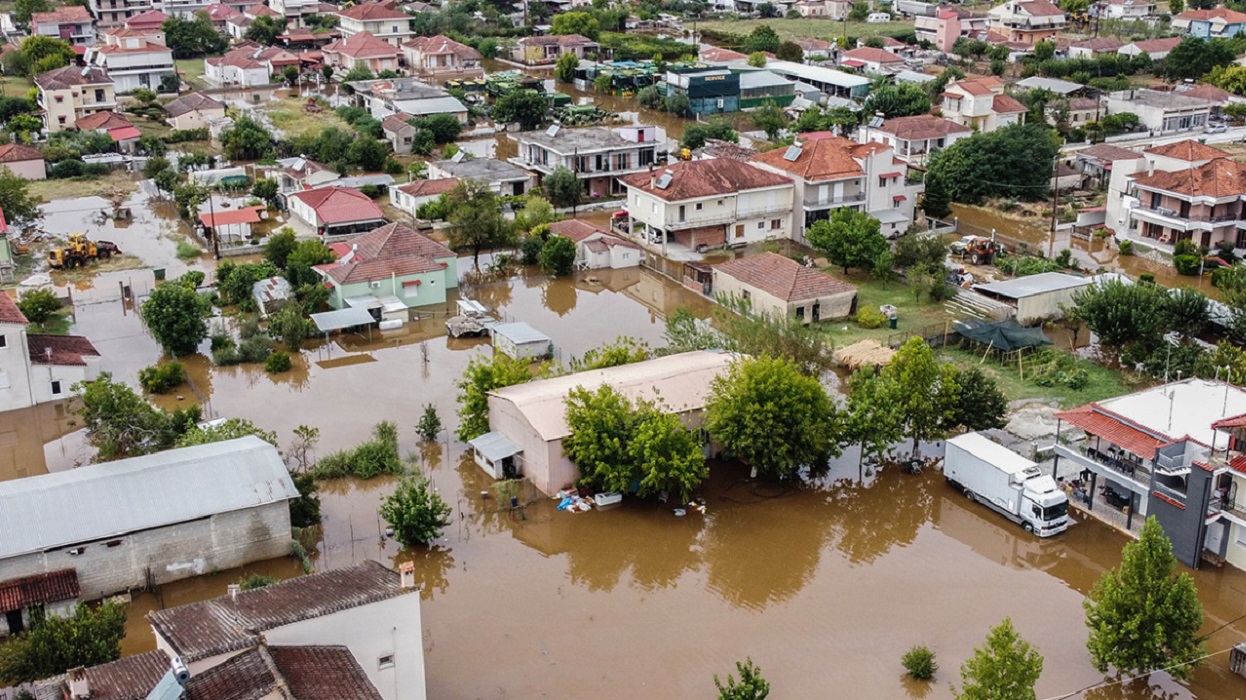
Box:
[881, 172, 901, 178]
[310, 306, 376, 332]
[892, 194, 906, 201]
[108, 126, 141, 142]
[376, 295, 405, 314]
[842, 59, 865, 67]
[468, 432, 522, 462]
[199, 205, 265, 228]
[343, 295, 382, 309]
[1055, 405, 1165, 460]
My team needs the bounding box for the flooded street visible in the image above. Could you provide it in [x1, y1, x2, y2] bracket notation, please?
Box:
[5, 188, 1246, 697]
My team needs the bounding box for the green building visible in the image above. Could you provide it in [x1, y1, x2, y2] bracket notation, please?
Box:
[738, 70, 797, 109]
[317, 222, 459, 319]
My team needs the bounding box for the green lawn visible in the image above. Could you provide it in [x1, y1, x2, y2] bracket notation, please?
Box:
[940, 346, 1141, 407]
[699, 17, 916, 43]
[261, 94, 352, 139]
[175, 58, 210, 91]
[820, 274, 956, 347]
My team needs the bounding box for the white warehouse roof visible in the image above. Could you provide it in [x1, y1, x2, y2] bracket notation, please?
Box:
[974, 272, 1094, 300]
[0, 436, 297, 559]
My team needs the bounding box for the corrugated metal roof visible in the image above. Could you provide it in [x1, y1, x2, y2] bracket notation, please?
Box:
[468, 432, 521, 462]
[311, 306, 376, 332]
[974, 272, 1093, 300]
[491, 322, 550, 345]
[0, 437, 296, 560]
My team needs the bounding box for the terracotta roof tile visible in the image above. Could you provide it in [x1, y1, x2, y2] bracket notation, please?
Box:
[94, 39, 170, 54]
[752, 136, 865, 182]
[72, 651, 170, 700]
[842, 47, 903, 64]
[1056, 405, 1166, 460]
[205, 3, 240, 19]
[317, 221, 453, 283]
[0, 143, 43, 163]
[245, 3, 281, 17]
[381, 112, 414, 132]
[1176, 6, 1246, 22]
[1132, 157, 1246, 198]
[1127, 36, 1182, 53]
[0, 292, 28, 325]
[164, 92, 225, 118]
[403, 34, 481, 60]
[1070, 37, 1123, 51]
[992, 93, 1027, 113]
[1077, 143, 1142, 162]
[1144, 138, 1229, 162]
[34, 65, 111, 90]
[337, 1, 410, 19]
[123, 8, 169, 27]
[149, 562, 409, 662]
[268, 646, 384, 700]
[183, 647, 276, 700]
[949, 76, 1004, 96]
[0, 569, 79, 612]
[74, 110, 133, 131]
[290, 187, 385, 224]
[620, 158, 793, 200]
[715, 252, 857, 302]
[1179, 84, 1231, 104]
[875, 114, 971, 141]
[548, 218, 611, 243]
[28, 334, 100, 366]
[30, 5, 92, 24]
[1012, 0, 1065, 16]
[394, 177, 460, 197]
[701, 46, 746, 61]
[344, 221, 454, 260]
[324, 31, 402, 59]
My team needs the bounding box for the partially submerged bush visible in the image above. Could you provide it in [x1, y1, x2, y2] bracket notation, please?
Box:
[138, 361, 186, 394]
[902, 645, 937, 680]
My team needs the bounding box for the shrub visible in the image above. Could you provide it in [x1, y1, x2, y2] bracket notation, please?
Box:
[902, 645, 938, 680]
[239, 573, 277, 590]
[210, 333, 235, 352]
[1173, 254, 1203, 276]
[856, 306, 886, 329]
[176, 240, 202, 259]
[927, 281, 958, 302]
[312, 422, 402, 479]
[265, 351, 292, 373]
[138, 361, 186, 394]
[17, 289, 61, 324]
[1118, 239, 1133, 256]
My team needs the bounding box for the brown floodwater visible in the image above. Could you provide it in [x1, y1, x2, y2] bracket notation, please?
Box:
[14, 193, 1246, 697]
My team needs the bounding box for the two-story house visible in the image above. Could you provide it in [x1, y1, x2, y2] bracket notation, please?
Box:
[1173, 6, 1246, 38]
[941, 77, 1027, 133]
[161, 0, 214, 19]
[987, 0, 1065, 43]
[511, 124, 660, 197]
[89, 0, 156, 28]
[322, 31, 403, 74]
[314, 222, 458, 316]
[401, 35, 483, 76]
[1103, 139, 1226, 235]
[618, 158, 796, 251]
[1125, 156, 1246, 251]
[1101, 0, 1155, 19]
[1053, 378, 1246, 572]
[916, 7, 989, 53]
[1106, 88, 1212, 134]
[511, 34, 598, 65]
[86, 35, 175, 93]
[751, 135, 923, 240]
[0, 293, 101, 413]
[270, 0, 323, 24]
[35, 66, 116, 133]
[335, 1, 414, 47]
[861, 114, 972, 166]
[30, 6, 95, 47]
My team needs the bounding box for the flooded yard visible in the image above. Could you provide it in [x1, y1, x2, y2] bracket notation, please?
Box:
[6, 191, 1246, 698]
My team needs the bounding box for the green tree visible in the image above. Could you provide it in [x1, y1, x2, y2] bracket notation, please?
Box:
[627, 402, 707, 502]
[951, 366, 1007, 431]
[1072, 278, 1168, 355]
[1033, 39, 1056, 62]
[13, 0, 50, 24]
[1206, 64, 1246, 95]
[347, 134, 388, 171]
[539, 234, 576, 276]
[0, 601, 127, 684]
[563, 385, 636, 492]
[555, 50, 579, 82]
[806, 208, 887, 275]
[7, 113, 41, 142]
[745, 25, 780, 53]
[21, 36, 74, 75]
[926, 123, 1059, 205]
[175, 417, 276, 447]
[264, 227, 297, 268]
[849, 1, 869, 19]
[269, 303, 311, 350]
[221, 114, 275, 160]
[747, 51, 767, 67]
[161, 15, 228, 58]
[74, 373, 201, 460]
[953, 618, 1044, 700]
[705, 356, 840, 479]
[514, 194, 556, 231]
[282, 65, 299, 86]
[245, 14, 288, 45]
[446, 180, 514, 268]
[543, 165, 584, 214]
[775, 40, 804, 62]
[343, 64, 373, 82]
[416, 404, 442, 441]
[715, 658, 769, 700]
[141, 281, 210, 356]
[17, 288, 61, 325]
[492, 89, 548, 130]
[455, 354, 534, 440]
[922, 172, 953, 219]
[879, 338, 959, 458]
[1163, 287, 1210, 341]
[680, 120, 737, 149]
[1084, 517, 1206, 679]
[410, 113, 462, 144]
[550, 10, 600, 39]
[863, 82, 932, 118]
[750, 102, 788, 140]
[381, 473, 452, 547]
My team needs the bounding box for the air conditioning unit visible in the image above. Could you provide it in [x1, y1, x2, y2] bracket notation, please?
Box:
[370, 281, 382, 289]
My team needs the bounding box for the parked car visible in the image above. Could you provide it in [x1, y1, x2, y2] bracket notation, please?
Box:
[1206, 122, 1228, 134]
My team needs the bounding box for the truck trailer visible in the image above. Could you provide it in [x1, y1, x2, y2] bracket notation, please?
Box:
[943, 433, 1069, 537]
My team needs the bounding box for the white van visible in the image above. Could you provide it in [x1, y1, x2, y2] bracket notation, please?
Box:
[866, 11, 892, 21]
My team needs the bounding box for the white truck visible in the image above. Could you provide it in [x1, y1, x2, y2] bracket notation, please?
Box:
[944, 433, 1069, 537]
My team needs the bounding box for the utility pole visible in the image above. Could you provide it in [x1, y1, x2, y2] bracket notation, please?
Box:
[1048, 156, 1058, 258]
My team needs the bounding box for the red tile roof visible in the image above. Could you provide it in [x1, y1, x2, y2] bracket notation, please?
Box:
[842, 46, 903, 64]
[268, 646, 384, 700]
[0, 569, 79, 612]
[0, 143, 43, 163]
[245, 3, 281, 17]
[619, 159, 793, 200]
[290, 187, 385, 225]
[30, 5, 92, 24]
[1128, 36, 1182, 54]
[95, 39, 170, 54]
[1179, 84, 1231, 104]
[68, 651, 171, 700]
[1132, 157, 1246, 198]
[28, 334, 101, 366]
[1013, 0, 1065, 16]
[205, 3, 240, 20]
[394, 177, 460, 197]
[875, 114, 971, 141]
[337, 1, 410, 20]
[342, 220, 454, 260]
[1070, 36, 1124, 51]
[0, 291, 27, 325]
[75, 110, 133, 131]
[381, 112, 414, 133]
[1144, 138, 1229, 161]
[324, 31, 402, 59]
[34, 65, 111, 90]
[752, 136, 866, 182]
[949, 76, 1004, 96]
[164, 92, 225, 118]
[701, 46, 747, 61]
[1077, 143, 1142, 162]
[200, 205, 265, 228]
[715, 252, 857, 302]
[1055, 405, 1166, 459]
[123, 8, 169, 28]
[519, 34, 594, 47]
[403, 34, 481, 60]
[548, 218, 612, 243]
[1176, 6, 1246, 22]
[993, 93, 1027, 113]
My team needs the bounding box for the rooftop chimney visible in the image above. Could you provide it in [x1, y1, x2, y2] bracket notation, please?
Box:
[399, 561, 416, 589]
[227, 583, 240, 602]
[649, 163, 656, 189]
[67, 666, 89, 699]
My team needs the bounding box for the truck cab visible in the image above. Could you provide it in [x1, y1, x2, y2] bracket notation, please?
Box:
[944, 432, 1069, 537]
[1015, 470, 1069, 536]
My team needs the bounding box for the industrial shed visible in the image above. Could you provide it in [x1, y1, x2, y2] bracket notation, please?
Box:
[0, 436, 298, 600]
[973, 272, 1095, 325]
[491, 322, 551, 360]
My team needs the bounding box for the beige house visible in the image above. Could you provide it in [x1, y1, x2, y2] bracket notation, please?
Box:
[477, 351, 736, 496]
[713, 251, 858, 322]
[510, 34, 598, 65]
[35, 65, 116, 133]
[335, 1, 415, 47]
[548, 219, 641, 270]
[0, 144, 47, 180]
[322, 31, 403, 74]
[941, 76, 1027, 133]
[402, 35, 483, 76]
[163, 92, 225, 131]
[618, 158, 796, 252]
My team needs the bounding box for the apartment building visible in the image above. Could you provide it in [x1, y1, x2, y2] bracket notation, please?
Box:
[86, 34, 175, 93]
[335, 1, 414, 47]
[34, 65, 116, 132]
[30, 6, 95, 47]
[941, 76, 1027, 133]
[88, 0, 156, 29]
[618, 158, 795, 251]
[987, 0, 1065, 43]
[751, 135, 923, 240]
[1106, 88, 1213, 134]
[511, 124, 660, 197]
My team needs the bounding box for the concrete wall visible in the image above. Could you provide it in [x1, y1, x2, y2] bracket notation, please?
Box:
[0, 159, 46, 181]
[1147, 463, 1212, 569]
[1015, 287, 1086, 325]
[486, 395, 565, 495]
[0, 597, 78, 636]
[170, 108, 225, 131]
[0, 325, 35, 412]
[0, 502, 293, 600]
[264, 593, 426, 700]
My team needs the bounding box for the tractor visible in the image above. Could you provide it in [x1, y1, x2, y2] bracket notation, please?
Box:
[951, 235, 1004, 265]
[47, 233, 121, 269]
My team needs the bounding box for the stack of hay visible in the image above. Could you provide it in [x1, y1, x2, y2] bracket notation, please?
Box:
[832, 339, 896, 372]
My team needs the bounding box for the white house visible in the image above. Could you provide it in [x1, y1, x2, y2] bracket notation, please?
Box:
[86, 35, 175, 93]
[0, 293, 99, 413]
[712, 251, 858, 322]
[1101, 0, 1155, 19]
[548, 219, 641, 270]
[389, 178, 460, 217]
[335, 1, 415, 46]
[941, 76, 1028, 133]
[288, 187, 387, 236]
[427, 157, 533, 197]
[163, 92, 226, 131]
[0, 569, 79, 636]
[1106, 88, 1213, 134]
[861, 114, 972, 166]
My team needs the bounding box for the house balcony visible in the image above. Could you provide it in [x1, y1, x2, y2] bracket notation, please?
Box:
[997, 17, 1064, 28]
[1131, 205, 1246, 232]
[665, 211, 738, 230]
[1054, 443, 1152, 496]
[804, 193, 867, 211]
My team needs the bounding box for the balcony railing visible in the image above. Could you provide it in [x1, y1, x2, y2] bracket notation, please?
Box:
[1054, 443, 1153, 492]
[1134, 205, 1242, 224]
[805, 193, 867, 209]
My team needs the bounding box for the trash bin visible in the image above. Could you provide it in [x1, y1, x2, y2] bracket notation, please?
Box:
[889, 316, 898, 329]
[153, 268, 166, 281]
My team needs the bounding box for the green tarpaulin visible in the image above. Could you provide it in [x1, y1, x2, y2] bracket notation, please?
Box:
[953, 318, 1052, 352]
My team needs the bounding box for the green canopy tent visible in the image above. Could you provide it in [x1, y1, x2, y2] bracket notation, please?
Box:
[953, 318, 1052, 352]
